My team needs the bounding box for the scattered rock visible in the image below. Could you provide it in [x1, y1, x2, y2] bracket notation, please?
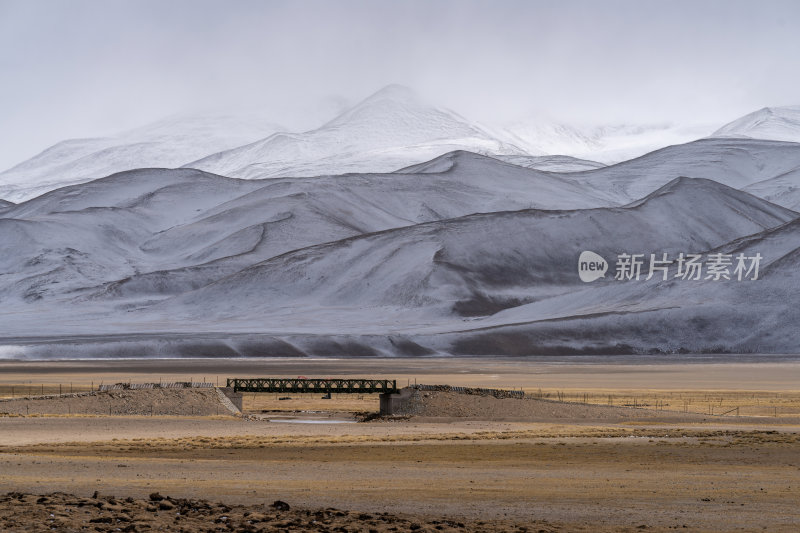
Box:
[271, 500, 291, 511]
[0, 491, 536, 532]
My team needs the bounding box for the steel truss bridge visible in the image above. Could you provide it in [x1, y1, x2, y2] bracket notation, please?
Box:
[226, 378, 398, 394]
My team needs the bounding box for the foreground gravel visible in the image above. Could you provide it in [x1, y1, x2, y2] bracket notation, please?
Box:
[0, 491, 540, 533]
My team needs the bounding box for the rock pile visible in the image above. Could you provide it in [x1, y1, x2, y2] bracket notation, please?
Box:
[413, 384, 524, 399]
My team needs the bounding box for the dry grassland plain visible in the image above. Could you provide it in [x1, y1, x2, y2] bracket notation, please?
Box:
[1, 357, 800, 532]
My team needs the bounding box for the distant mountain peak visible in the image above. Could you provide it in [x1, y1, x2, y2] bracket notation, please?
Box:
[320, 84, 439, 130]
[363, 84, 418, 101]
[711, 105, 800, 142]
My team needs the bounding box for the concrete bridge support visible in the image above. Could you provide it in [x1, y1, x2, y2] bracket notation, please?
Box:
[379, 388, 415, 416]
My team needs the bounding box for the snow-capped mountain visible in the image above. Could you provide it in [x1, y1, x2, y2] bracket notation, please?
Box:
[0, 113, 284, 203]
[4, 90, 800, 357]
[186, 85, 531, 179]
[2, 87, 799, 207]
[493, 118, 714, 165]
[712, 106, 800, 143]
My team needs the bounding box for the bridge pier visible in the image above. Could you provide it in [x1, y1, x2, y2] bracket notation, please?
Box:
[379, 388, 414, 416]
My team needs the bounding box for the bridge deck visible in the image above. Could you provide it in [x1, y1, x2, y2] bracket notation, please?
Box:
[226, 378, 398, 394]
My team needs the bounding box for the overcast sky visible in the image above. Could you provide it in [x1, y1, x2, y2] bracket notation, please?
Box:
[1, 0, 799, 170]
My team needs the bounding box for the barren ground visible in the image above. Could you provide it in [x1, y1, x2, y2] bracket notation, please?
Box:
[1, 358, 799, 532]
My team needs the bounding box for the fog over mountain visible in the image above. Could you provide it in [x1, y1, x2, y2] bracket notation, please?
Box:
[185, 85, 531, 180]
[5, 0, 800, 172]
[0, 86, 714, 202]
[0, 113, 284, 203]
